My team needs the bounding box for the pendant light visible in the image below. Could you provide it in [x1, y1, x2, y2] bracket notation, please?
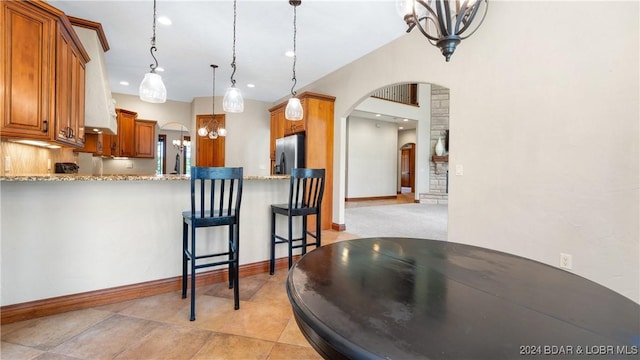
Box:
[139, 0, 167, 103]
[285, 0, 303, 121]
[198, 65, 227, 138]
[223, 0, 244, 113]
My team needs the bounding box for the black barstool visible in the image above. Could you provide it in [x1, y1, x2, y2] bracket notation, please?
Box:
[182, 167, 243, 321]
[270, 168, 325, 275]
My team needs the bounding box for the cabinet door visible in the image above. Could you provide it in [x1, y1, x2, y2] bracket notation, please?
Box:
[1, 1, 55, 140]
[55, 25, 86, 148]
[102, 134, 114, 157]
[270, 107, 285, 160]
[134, 120, 156, 158]
[115, 109, 136, 157]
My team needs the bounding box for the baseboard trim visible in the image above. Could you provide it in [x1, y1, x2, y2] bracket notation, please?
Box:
[345, 195, 397, 202]
[331, 223, 346, 231]
[0, 257, 297, 325]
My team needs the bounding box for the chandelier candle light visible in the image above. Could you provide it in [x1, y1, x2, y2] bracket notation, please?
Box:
[400, 0, 488, 62]
[285, 0, 303, 121]
[198, 65, 227, 139]
[223, 0, 244, 113]
[139, 0, 167, 103]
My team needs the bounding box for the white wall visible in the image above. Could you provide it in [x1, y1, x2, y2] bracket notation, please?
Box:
[346, 116, 398, 198]
[298, 1, 640, 303]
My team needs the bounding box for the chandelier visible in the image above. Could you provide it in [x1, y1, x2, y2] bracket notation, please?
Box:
[139, 0, 167, 103]
[285, 0, 303, 121]
[400, 0, 488, 62]
[197, 65, 227, 139]
[223, 0, 244, 113]
[173, 136, 190, 151]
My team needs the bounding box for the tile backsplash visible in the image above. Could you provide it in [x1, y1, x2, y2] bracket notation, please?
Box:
[0, 141, 78, 175]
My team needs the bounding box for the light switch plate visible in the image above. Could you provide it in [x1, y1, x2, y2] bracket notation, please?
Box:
[455, 164, 464, 176]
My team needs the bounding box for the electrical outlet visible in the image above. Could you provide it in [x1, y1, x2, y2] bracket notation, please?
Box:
[455, 164, 464, 176]
[560, 253, 573, 269]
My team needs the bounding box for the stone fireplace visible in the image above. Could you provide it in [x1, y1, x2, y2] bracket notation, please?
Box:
[421, 85, 449, 205]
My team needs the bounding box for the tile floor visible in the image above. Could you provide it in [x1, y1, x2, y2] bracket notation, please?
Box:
[0, 230, 359, 360]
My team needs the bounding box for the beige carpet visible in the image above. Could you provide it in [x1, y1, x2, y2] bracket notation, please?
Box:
[345, 203, 448, 240]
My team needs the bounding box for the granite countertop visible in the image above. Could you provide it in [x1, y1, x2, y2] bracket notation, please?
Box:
[0, 174, 290, 182]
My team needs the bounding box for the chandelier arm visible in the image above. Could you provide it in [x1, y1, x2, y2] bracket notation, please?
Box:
[413, 15, 443, 42]
[413, 0, 444, 40]
[439, 0, 453, 36]
[457, 0, 488, 39]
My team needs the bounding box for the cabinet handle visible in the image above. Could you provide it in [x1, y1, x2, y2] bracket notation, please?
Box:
[68, 127, 74, 139]
[43, 120, 48, 133]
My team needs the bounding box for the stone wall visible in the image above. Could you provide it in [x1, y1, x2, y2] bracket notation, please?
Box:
[421, 85, 449, 204]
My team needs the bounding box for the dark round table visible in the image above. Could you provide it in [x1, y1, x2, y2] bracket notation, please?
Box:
[286, 237, 640, 359]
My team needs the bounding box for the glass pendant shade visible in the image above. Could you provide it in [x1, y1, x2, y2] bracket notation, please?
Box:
[223, 86, 244, 113]
[285, 97, 303, 121]
[197, 126, 209, 137]
[218, 128, 227, 137]
[139, 72, 167, 103]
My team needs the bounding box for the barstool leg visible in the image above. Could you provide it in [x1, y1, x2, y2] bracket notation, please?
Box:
[228, 225, 234, 289]
[270, 210, 276, 275]
[301, 215, 308, 255]
[316, 210, 322, 248]
[233, 223, 240, 310]
[190, 225, 196, 321]
[182, 221, 188, 299]
[288, 213, 293, 269]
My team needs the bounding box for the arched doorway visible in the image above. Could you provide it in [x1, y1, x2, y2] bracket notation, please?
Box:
[342, 82, 449, 239]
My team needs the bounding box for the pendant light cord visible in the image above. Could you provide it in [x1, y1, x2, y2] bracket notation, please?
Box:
[149, 0, 159, 72]
[290, 3, 298, 97]
[211, 65, 217, 124]
[229, 0, 238, 87]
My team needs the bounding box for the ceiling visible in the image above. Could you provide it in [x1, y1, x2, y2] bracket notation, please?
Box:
[50, 0, 409, 104]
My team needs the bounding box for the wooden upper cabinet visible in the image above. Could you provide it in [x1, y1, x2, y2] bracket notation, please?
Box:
[1, 1, 55, 140]
[134, 120, 156, 158]
[0, 0, 89, 147]
[269, 92, 336, 230]
[55, 24, 87, 147]
[114, 109, 136, 157]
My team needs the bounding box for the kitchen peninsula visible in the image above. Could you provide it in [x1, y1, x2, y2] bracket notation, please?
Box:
[0, 174, 297, 323]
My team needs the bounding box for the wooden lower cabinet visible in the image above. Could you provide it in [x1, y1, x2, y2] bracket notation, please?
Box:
[269, 92, 335, 230]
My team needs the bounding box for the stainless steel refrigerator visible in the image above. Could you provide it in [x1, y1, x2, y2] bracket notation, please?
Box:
[275, 133, 305, 174]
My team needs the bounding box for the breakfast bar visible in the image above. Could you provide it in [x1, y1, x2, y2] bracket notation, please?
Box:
[0, 174, 295, 309]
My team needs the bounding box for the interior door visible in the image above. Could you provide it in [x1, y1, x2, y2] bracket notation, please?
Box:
[400, 144, 415, 191]
[195, 114, 225, 167]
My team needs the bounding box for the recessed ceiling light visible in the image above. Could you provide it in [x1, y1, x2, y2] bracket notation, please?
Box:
[399, 126, 404, 130]
[247, 84, 255, 88]
[375, 114, 381, 117]
[120, 81, 129, 86]
[156, 67, 165, 72]
[403, 118, 409, 122]
[285, 50, 295, 57]
[157, 16, 172, 25]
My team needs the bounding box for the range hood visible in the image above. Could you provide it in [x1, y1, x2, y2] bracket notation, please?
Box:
[69, 17, 117, 135]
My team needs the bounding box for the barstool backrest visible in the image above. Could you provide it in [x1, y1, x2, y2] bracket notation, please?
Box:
[289, 168, 325, 210]
[190, 167, 243, 219]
